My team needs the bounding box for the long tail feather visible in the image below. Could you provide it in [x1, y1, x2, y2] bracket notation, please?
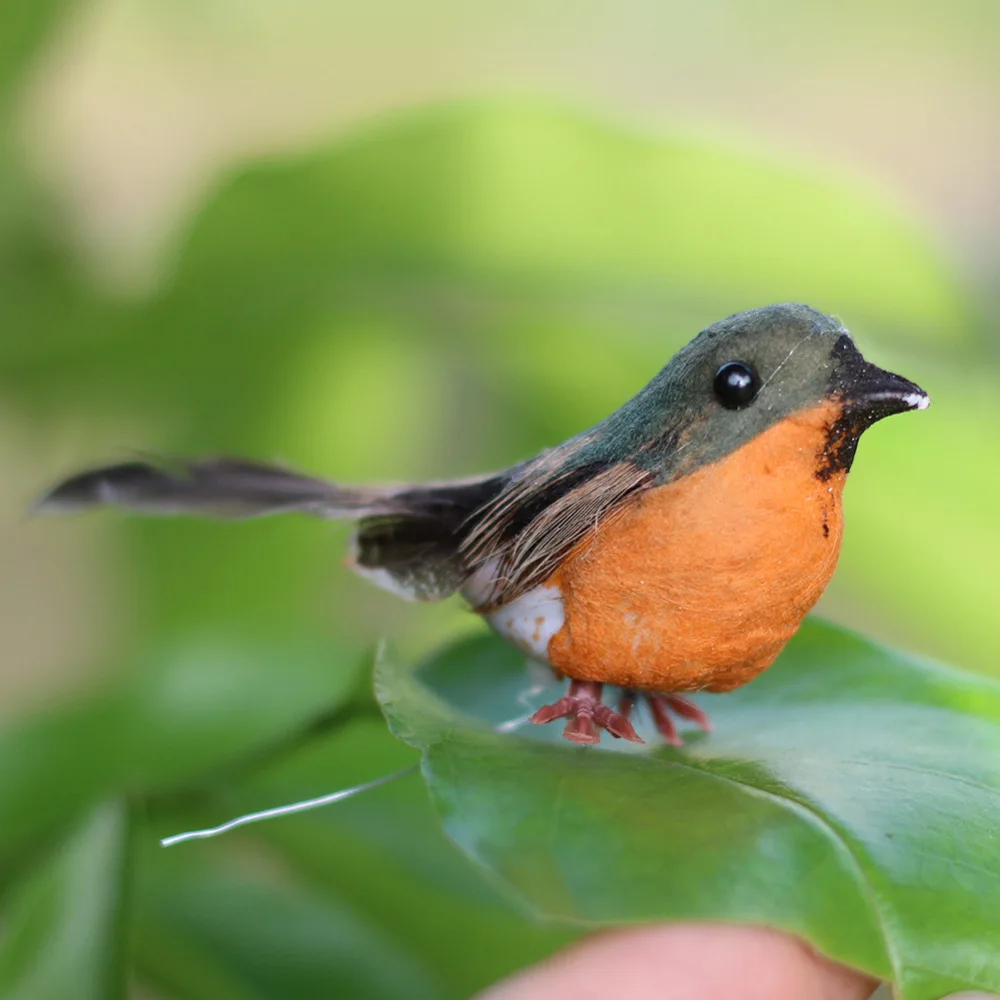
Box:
[35, 456, 399, 519]
[37, 455, 508, 602]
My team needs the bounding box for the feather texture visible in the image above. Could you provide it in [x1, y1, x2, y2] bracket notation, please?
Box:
[460, 458, 653, 608]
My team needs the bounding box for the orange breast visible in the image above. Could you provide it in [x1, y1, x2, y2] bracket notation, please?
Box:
[546, 402, 846, 692]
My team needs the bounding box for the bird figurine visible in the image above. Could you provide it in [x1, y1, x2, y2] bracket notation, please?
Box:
[40, 303, 928, 746]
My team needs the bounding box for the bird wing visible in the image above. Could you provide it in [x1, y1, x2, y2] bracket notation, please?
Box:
[37, 452, 653, 608]
[460, 456, 653, 608]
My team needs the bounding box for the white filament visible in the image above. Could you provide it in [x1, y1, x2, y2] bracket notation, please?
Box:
[161, 685, 541, 848]
[160, 766, 417, 846]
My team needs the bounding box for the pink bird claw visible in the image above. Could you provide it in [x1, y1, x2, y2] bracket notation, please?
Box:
[662, 693, 714, 732]
[562, 712, 601, 745]
[646, 693, 713, 745]
[531, 682, 712, 746]
[531, 680, 644, 745]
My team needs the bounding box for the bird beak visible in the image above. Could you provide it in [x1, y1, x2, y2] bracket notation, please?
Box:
[844, 362, 929, 426]
[830, 334, 929, 428]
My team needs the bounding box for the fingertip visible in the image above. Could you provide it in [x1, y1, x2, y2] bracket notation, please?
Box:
[476, 924, 879, 1000]
[941, 994, 1000, 999]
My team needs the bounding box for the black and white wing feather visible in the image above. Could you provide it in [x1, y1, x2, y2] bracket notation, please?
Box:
[460, 456, 653, 608]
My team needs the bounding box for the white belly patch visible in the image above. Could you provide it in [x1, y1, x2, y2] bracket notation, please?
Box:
[483, 584, 564, 662]
[461, 562, 564, 663]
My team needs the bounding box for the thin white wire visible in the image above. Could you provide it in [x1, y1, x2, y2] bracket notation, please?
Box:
[160, 766, 417, 847]
[161, 682, 543, 848]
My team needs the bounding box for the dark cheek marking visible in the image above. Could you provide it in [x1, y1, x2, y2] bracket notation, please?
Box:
[816, 410, 865, 481]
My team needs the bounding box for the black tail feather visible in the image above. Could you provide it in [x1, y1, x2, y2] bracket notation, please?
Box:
[36, 456, 398, 519]
[350, 476, 505, 600]
[37, 456, 508, 601]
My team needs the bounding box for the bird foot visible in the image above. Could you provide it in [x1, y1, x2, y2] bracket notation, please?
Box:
[531, 683, 713, 746]
[530, 681, 644, 745]
[643, 692, 714, 746]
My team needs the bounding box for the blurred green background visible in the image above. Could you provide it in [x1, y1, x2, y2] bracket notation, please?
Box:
[0, 1, 998, 997]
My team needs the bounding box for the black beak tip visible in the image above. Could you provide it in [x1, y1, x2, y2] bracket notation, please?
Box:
[851, 367, 930, 421]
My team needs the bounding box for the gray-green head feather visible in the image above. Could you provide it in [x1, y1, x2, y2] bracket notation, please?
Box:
[577, 302, 926, 483]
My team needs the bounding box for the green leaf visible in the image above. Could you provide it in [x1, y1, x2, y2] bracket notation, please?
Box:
[376, 619, 1000, 1000]
[134, 914, 262, 1000]
[136, 857, 443, 1000]
[0, 633, 364, 879]
[228, 717, 579, 997]
[0, 0, 74, 109]
[164, 102, 970, 346]
[0, 800, 132, 1000]
[120, 632, 367, 788]
[4, 101, 973, 386]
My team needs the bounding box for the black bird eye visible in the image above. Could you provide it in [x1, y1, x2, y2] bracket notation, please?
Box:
[713, 361, 760, 409]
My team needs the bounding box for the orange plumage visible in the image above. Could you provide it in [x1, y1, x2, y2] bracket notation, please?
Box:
[547, 401, 845, 694]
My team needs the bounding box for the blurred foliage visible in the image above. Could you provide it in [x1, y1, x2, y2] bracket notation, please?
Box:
[0, 802, 131, 1000]
[380, 622, 1000, 1000]
[1, 2, 999, 998]
[0, 0, 73, 112]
